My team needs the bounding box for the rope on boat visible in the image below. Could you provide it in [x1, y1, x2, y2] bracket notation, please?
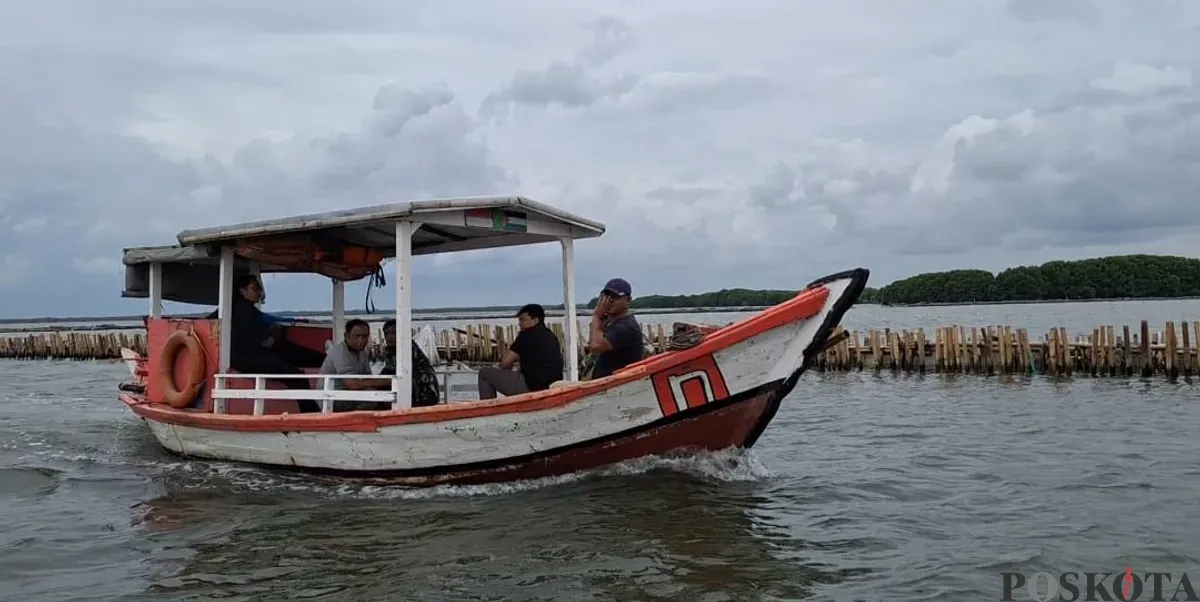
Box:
[362, 263, 388, 314]
[666, 322, 716, 351]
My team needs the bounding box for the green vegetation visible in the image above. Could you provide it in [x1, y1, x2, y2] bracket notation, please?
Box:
[859, 254, 1200, 305]
[584, 288, 799, 309]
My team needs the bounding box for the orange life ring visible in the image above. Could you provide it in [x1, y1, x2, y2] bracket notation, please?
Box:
[157, 330, 206, 409]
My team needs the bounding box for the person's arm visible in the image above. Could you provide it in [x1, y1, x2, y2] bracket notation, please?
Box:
[587, 315, 612, 354]
[342, 376, 393, 390]
[260, 312, 290, 325]
[500, 332, 524, 369]
[329, 353, 391, 390]
[600, 319, 641, 355]
[586, 298, 613, 354]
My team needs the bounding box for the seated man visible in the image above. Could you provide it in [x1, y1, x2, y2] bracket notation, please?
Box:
[227, 274, 326, 412]
[205, 274, 308, 325]
[319, 319, 393, 411]
[477, 304, 564, 399]
[379, 319, 441, 407]
[585, 278, 644, 379]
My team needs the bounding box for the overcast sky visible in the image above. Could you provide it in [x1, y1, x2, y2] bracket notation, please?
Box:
[2, 0, 1199, 318]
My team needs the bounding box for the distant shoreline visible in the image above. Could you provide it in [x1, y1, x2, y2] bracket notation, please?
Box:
[879, 296, 1200, 308]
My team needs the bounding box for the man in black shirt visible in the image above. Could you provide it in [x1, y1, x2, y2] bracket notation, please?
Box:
[586, 278, 645, 379]
[477, 304, 564, 398]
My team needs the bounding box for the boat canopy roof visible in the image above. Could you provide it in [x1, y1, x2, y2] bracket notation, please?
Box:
[177, 195, 603, 252]
[122, 195, 605, 306]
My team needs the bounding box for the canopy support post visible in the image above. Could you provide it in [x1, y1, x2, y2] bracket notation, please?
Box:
[331, 279, 345, 344]
[560, 237, 579, 381]
[147, 262, 163, 319]
[217, 245, 234, 372]
[393, 220, 415, 411]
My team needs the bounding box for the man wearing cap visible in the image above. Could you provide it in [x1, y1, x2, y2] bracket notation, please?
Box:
[586, 277, 645, 379]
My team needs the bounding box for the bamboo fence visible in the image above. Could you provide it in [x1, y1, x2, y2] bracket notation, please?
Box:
[2, 320, 1199, 378]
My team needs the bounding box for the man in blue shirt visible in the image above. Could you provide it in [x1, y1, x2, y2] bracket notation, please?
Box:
[585, 278, 645, 379]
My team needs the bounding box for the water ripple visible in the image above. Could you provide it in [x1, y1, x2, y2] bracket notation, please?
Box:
[1, 359, 1199, 600]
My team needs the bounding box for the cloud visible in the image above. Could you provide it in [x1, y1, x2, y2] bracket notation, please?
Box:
[2, 1, 1200, 318]
[1092, 60, 1194, 95]
[479, 15, 640, 122]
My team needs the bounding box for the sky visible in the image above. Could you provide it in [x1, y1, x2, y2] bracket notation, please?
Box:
[2, 0, 1200, 319]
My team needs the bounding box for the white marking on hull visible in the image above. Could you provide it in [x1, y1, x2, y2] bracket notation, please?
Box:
[666, 370, 718, 413]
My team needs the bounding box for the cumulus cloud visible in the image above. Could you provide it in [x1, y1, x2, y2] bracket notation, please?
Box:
[1, 0, 1200, 317]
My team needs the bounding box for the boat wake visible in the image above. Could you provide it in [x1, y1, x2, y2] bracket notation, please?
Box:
[157, 447, 777, 500]
[17, 433, 774, 500]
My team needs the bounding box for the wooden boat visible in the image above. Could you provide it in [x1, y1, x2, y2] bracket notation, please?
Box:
[117, 196, 869, 486]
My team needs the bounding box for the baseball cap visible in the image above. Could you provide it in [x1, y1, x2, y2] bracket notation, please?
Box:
[601, 277, 632, 298]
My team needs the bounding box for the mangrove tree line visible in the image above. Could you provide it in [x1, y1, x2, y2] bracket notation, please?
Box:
[860, 254, 1200, 305]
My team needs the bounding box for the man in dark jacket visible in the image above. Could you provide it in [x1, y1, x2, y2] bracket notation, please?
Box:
[227, 275, 326, 412]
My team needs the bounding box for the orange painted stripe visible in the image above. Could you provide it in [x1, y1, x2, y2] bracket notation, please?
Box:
[124, 284, 832, 433]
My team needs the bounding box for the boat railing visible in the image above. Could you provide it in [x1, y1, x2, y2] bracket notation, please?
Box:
[212, 374, 395, 415]
[211, 369, 480, 415]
